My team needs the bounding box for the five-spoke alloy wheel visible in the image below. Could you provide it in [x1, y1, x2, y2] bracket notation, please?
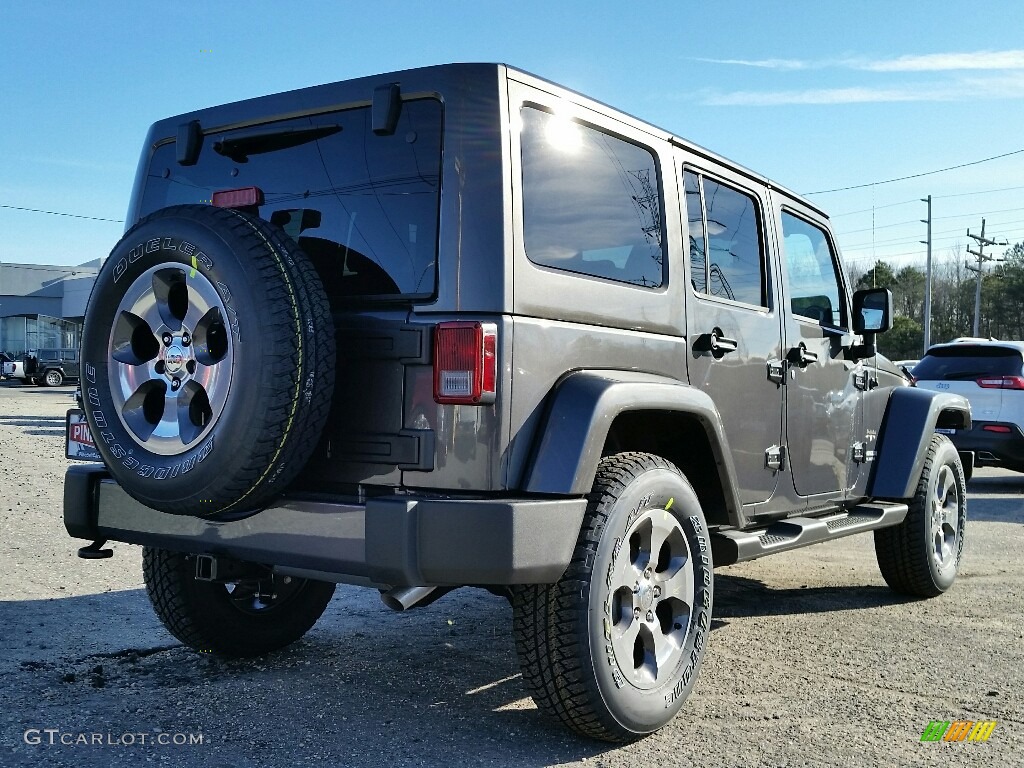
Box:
[80, 205, 334, 518]
[875, 434, 967, 596]
[143, 547, 336, 657]
[513, 452, 713, 742]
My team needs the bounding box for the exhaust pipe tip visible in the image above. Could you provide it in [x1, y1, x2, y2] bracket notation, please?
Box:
[380, 585, 443, 612]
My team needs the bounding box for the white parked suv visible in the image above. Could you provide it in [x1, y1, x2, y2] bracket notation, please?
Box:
[914, 340, 1024, 474]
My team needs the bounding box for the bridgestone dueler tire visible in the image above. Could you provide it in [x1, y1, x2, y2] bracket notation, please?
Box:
[143, 547, 335, 657]
[874, 434, 967, 597]
[80, 205, 334, 518]
[512, 452, 714, 743]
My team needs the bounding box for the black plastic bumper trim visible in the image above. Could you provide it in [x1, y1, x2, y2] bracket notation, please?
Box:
[64, 468, 586, 588]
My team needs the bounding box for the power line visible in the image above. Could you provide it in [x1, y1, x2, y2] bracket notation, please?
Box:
[0, 204, 123, 224]
[831, 185, 1024, 218]
[804, 148, 1024, 195]
[835, 214, 1024, 246]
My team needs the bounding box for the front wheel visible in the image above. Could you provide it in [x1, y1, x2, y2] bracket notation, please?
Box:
[874, 434, 966, 597]
[142, 548, 336, 657]
[43, 369, 63, 387]
[513, 453, 714, 742]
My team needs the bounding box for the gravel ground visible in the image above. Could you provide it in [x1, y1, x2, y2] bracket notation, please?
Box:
[1, 379, 1022, 767]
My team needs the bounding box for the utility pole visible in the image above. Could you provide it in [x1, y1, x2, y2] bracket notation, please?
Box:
[921, 195, 932, 352]
[966, 218, 1008, 337]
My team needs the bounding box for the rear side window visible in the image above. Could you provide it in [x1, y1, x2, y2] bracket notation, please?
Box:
[914, 346, 1024, 380]
[520, 107, 664, 288]
[142, 99, 443, 301]
[683, 171, 766, 307]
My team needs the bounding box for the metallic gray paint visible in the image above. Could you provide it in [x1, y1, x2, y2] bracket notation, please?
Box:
[523, 370, 742, 518]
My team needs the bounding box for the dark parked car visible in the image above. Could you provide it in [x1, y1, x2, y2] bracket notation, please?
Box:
[64, 63, 970, 742]
[24, 348, 80, 386]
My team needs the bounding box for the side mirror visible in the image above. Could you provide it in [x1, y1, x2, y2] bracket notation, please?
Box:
[850, 287, 893, 359]
[852, 287, 893, 334]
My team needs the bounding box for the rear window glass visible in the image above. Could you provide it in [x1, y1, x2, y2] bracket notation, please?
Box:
[141, 99, 443, 300]
[914, 346, 1024, 380]
[520, 107, 664, 288]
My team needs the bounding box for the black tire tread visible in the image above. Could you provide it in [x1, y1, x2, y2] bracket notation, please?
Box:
[874, 434, 965, 597]
[512, 452, 681, 743]
[142, 547, 335, 657]
[90, 205, 335, 518]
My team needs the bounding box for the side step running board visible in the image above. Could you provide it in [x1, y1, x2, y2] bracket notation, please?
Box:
[711, 502, 909, 566]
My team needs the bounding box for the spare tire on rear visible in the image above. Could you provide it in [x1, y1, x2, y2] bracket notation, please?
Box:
[80, 204, 334, 518]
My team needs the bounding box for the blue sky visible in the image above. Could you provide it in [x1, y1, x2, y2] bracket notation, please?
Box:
[2, 1, 1024, 274]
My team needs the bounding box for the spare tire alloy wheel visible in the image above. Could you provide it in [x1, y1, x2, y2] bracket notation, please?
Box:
[513, 453, 714, 742]
[80, 205, 335, 518]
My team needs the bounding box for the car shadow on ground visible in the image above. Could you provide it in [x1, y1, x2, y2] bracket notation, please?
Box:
[1, 587, 614, 767]
[0, 557, 929, 767]
[711, 573, 910, 624]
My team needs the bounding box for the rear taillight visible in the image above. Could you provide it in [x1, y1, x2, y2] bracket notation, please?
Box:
[211, 186, 265, 209]
[976, 376, 1024, 389]
[433, 322, 497, 405]
[982, 424, 1013, 433]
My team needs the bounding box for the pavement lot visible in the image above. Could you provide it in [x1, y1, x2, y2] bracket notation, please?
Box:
[1, 379, 1022, 767]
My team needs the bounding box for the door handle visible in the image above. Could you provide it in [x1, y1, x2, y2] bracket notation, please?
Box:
[789, 343, 818, 367]
[694, 328, 739, 357]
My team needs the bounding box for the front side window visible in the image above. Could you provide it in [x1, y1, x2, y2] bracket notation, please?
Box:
[521, 107, 664, 288]
[781, 212, 845, 327]
[683, 171, 766, 307]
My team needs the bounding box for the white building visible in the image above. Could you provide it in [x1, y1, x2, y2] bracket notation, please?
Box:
[0, 261, 100, 355]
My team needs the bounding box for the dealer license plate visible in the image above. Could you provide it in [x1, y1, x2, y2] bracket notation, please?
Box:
[66, 409, 102, 461]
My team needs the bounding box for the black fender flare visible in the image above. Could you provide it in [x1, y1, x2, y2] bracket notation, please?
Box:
[523, 370, 742, 518]
[868, 386, 971, 499]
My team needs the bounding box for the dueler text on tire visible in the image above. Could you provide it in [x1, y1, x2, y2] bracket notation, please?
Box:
[80, 205, 335, 518]
[875, 434, 967, 597]
[512, 452, 714, 742]
[142, 547, 336, 657]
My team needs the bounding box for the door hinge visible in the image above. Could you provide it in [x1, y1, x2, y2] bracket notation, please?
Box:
[767, 359, 787, 385]
[853, 369, 878, 391]
[765, 445, 786, 471]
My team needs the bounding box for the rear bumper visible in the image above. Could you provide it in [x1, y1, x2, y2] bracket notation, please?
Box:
[949, 422, 1024, 469]
[64, 465, 586, 588]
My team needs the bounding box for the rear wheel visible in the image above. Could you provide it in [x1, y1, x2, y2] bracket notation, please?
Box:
[142, 547, 336, 657]
[513, 453, 713, 742]
[875, 434, 966, 596]
[43, 369, 63, 387]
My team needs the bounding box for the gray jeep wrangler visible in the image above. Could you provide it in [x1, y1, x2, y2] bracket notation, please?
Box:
[64, 63, 971, 742]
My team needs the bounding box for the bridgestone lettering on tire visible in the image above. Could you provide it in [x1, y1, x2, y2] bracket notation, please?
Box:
[143, 547, 336, 657]
[80, 205, 335, 518]
[512, 452, 714, 742]
[874, 434, 967, 597]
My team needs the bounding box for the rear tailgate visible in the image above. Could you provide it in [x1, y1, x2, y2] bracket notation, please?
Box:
[914, 344, 1024, 424]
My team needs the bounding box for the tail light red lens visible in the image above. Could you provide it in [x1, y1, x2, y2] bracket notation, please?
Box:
[976, 376, 1024, 389]
[433, 322, 497, 405]
[982, 424, 1012, 433]
[211, 186, 265, 209]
